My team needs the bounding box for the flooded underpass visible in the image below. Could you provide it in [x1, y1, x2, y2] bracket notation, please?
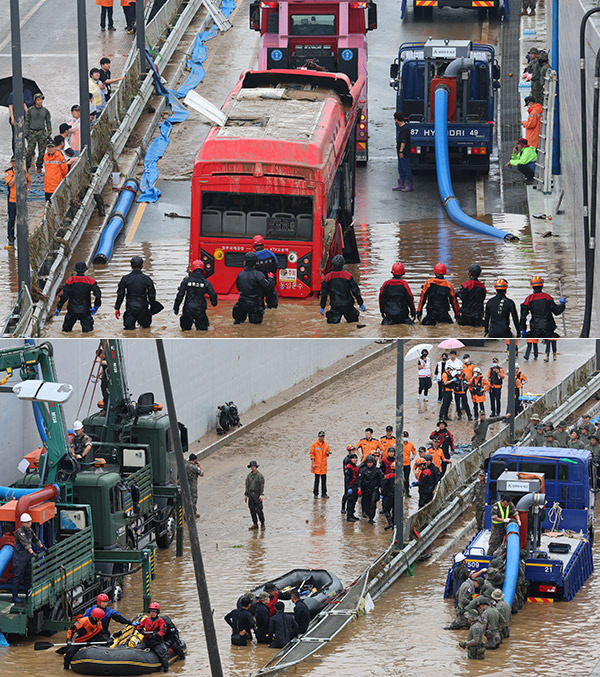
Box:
[3, 339, 598, 676]
[38, 0, 585, 338]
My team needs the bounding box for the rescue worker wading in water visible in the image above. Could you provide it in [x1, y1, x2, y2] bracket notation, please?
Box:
[484, 279, 520, 338]
[173, 259, 218, 331]
[520, 275, 566, 338]
[55, 261, 102, 333]
[252, 235, 279, 309]
[233, 251, 275, 325]
[417, 263, 460, 325]
[378, 262, 415, 325]
[320, 254, 365, 323]
[456, 264, 486, 327]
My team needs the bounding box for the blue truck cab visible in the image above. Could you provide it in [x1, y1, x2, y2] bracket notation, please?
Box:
[444, 446, 595, 602]
[389, 39, 500, 172]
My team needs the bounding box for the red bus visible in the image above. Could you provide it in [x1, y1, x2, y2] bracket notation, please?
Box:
[250, 0, 377, 162]
[190, 69, 363, 298]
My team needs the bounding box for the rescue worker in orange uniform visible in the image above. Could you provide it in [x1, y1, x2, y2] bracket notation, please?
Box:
[43, 139, 68, 201]
[401, 433, 417, 496]
[417, 263, 460, 325]
[520, 276, 566, 338]
[414, 448, 427, 481]
[469, 367, 490, 418]
[514, 364, 527, 414]
[356, 428, 383, 463]
[521, 96, 543, 148]
[487, 359, 505, 417]
[64, 607, 106, 669]
[462, 355, 476, 382]
[137, 602, 170, 672]
[427, 437, 446, 473]
[523, 338, 539, 361]
[453, 369, 472, 421]
[456, 264, 486, 327]
[4, 156, 31, 248]
[378, 262, 415, 324]
[380, 426, 396, 460]
[310, 431, 331, 498]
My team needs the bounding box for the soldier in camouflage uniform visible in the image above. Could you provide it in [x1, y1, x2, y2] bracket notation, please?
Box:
[491, 589, 511, 639]
[554, 421, 569, 447]
[459, 612, 486, 660]
[531, 423, 547, 446]
[480, 600, 502, 649]
[25, 93, 51, 172]
[488, 498, 520, 556]
[185, 453, 204, 518]
[472, 469, 486, 531]
[446, 577, 481, 629]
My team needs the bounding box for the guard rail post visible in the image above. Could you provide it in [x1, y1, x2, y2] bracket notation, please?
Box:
[394, 340, 405, 549]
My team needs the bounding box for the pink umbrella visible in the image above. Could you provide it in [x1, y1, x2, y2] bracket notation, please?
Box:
[438, 339, 465, 349]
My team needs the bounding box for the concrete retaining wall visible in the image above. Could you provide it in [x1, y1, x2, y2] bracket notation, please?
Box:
[0, 338, 371, 485]
[558, 0, 600, 329]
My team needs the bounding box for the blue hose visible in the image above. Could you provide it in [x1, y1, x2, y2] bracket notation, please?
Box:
[433, 86, 515, 241]
[24, 339, 48, 443]
[0, 544, 14, 579]
[0, 484, 59, 500]
[502, 522, 520, 606]
[93, 179, 139, 264]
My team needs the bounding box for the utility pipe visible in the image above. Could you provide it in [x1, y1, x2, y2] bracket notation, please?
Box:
[502, 521, 520, 607]
[0, 484, 59, 502]
[15, 484, 59, 527]
[433, 86, 517, 241]
[93, 179, 139, 264]
[0, 544, 14, 579]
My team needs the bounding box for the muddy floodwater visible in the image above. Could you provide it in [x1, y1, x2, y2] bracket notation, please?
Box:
[3, 341, 596, 676]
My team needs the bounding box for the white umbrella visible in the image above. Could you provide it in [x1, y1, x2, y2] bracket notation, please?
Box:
[405, 343, 434, 361]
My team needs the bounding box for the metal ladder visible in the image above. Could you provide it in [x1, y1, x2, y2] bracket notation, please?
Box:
[202, 0, 232, 32]
[534, 70, 557, 194]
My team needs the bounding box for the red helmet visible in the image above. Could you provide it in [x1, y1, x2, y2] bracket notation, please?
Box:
[494, 278, 508, 290]
[91, 608, 106, 620]
[391, 262, 405, 276]
[530, 275, 544, 287]
[97, 593, 109, 604]
[252, 235, 265, 248]
[148, 602, 161, 612]
[434, 263, 447, 275]
[190, 259, 204, 273]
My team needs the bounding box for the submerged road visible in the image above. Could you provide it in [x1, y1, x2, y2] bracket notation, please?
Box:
[3, 339, 596, 676]
[37, 1, 584, 338]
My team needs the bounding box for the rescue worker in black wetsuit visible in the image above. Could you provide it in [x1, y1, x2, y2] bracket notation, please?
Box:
[341, 444, 356, 514]
[291, 591, 310, 634]
[378, 262, 415, 325]
[417, 454, 441, 508]
[320, 254, 365, 323]
[357, 454, 384, 523]
[457, 264, 486, 327]
[115, 256, 158, 330]
[252, 235, 279, 309]
[173, 259, 218, 331]
[232, 251, 275, 325]
[344, 452, 360, 521]
[381, 456, 396, 530]
[417, 263, 460, 325]
[484, 279, 519, 337]
[520, 275, 566, 338]
[268, 601, 298, 648]
[11, 513, 46, 603]
[55, 261, 101, 333]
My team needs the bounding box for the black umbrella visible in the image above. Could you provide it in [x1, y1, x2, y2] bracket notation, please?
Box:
[0, 77, 43, 108]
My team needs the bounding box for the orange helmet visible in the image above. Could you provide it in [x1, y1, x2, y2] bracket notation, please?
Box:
[434, 263, 447, 275]
[190, 259, 204, 273]
[391, 262, 405, 276]
[530, 275, 544, 287]
[346, 444, 356, 451]
[494, 278, 508, 290]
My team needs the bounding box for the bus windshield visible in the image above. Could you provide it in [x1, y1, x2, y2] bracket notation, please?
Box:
[201, 191, 313, 240]
[290, 14, 336, 35]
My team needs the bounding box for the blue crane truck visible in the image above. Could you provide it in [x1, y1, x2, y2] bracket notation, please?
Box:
[389, 39, 500, 174]
[445, 446, 595, 603]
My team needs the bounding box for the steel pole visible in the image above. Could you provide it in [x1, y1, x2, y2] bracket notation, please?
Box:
[10, 0, 30, 292]
[77, 0, 91, 166]
[596, 339, 600, 372]
[394, 339, 404, 549]
[137, 0, 146, 75]
[155, 340, 223, 677]
[551, 0, 560, 174]
[508, 340, 516, 443]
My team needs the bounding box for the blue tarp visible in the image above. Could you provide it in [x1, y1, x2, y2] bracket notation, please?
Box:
[138, 0, 236, 203]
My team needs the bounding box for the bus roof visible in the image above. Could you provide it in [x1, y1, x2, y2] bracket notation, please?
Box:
[492, 446, 592, 464]
[195, 69, 357, 171]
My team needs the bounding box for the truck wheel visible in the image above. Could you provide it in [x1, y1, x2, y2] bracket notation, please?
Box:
[156, 513, 176, 549]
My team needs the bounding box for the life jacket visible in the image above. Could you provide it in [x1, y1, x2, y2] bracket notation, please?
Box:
[138, 615, 167, 637]
[488, 368, 504, 388]
[266, 592, 279, 617]
[471, 376, 485, 396]
[345, 462, 360, 487]
[67, 616, 104, 643]
[381, 457, 395, 475]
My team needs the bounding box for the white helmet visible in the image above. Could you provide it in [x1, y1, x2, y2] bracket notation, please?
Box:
[73, 420, 84, 431]
[515, 363, 520, 369]
[474, 367, 482, 374]
[20, 513, 32, 523]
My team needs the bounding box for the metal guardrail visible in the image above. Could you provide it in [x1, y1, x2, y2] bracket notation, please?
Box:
[535, 70, 557, 194]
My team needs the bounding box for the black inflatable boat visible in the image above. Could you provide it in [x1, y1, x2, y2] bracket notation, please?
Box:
[70, 644, 185, 675]
[240, 569, 343, 618]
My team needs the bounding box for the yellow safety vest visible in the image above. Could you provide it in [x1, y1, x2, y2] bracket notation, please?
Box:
[493, 501, 509, 524]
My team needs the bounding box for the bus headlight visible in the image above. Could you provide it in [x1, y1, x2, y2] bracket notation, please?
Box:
[288, 251, 298, 263]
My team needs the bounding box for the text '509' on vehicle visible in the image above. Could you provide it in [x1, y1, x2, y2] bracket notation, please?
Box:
[190, 69, 363, 299]
[390, 39, 500, 173]
[249, 0, 377, 162]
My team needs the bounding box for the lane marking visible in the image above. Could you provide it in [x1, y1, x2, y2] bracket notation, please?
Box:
[0, 0, 48, 53]
[476, 175, 485, 217]
[125, 202, 147, 243]
[481, 16, 490, 44]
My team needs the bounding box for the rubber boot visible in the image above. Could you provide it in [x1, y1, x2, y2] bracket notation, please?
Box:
[401, 180, 414, 192]
[392, 178, 405, 191]
[544, 355, 549, 362]
[553, 352, 557, 360]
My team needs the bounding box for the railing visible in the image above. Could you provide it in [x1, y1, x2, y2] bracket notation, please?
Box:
[535, 69, 558, 194]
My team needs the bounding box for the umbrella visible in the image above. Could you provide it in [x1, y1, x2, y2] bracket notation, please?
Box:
[405, 343, 433, 361]
[438, 339, 465, 350]
[0, 77, 42, 108]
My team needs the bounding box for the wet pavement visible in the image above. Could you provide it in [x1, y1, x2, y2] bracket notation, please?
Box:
[34, 0, 585, 338]
[2, 338, 596, 676]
